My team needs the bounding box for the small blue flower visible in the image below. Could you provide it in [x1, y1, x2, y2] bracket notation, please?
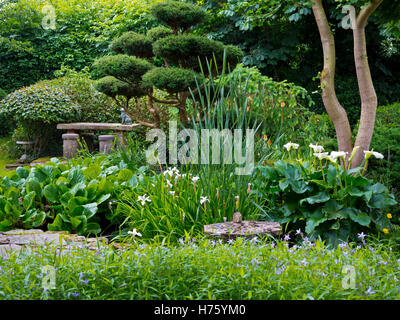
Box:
[71, 292, 80, 297]
[357, 232, 366, 240]
[338, 242, 347, 249]
[365, 287, 375, 296]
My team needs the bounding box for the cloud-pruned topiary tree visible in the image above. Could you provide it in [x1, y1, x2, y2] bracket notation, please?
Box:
[92, 0, 243, 128]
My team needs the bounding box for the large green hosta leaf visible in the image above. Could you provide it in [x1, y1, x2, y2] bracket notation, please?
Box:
[344, 208, 371, 227]
[43, 184, 60, 203]
[300, 191, 330, 205]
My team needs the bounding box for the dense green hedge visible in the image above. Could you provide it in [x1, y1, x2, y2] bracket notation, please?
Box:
[0, 68, 122, 155]
[369, 102, 400, 209]
[0, 0, 161, 93]
[0, 80, 81, 155]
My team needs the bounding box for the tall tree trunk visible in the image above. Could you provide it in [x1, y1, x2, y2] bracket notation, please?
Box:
[351, 0, 384, 168]
[178, 92, 189, 126]
[311, 0, 353, 159]
[147, 88, 161, 128]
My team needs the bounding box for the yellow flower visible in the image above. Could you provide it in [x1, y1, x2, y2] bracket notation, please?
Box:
[387, 213, 392, 219]
[382, 228, 389, 234]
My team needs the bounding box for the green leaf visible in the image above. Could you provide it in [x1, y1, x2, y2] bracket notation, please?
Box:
[16, 167, 29, 179]
[348, 209, 371, 227]
[68, 167, 85, 186]
[0, 219, 12, 231]
[43, 184, 60, 203]
[322, 199, 343, 219]
[368, 194, 388, 209]
[30, 211, 46, 228]
[22, 191, 35, 211]
[86, 222, 101, 235]
[68, 197, 88, 213]
[83, 164, 102, 180]
[48, 214, 64, 231]
[60, 192, 73, 207]
[300, 192, 330, 205]
[352, 176, 370, 187]
[70, 216, 82, 229]
[326, 165, 337, 187]
[97, 193, 111, 205]
[279, 179, 290, 191]
[348, 187, 364, 197]
[305, 209, 327, 234]
[82, 203, 98, 219]
[117, 168, 133, 182]
[98, 178, 114, 194]
[26, 179, 42, 200]
[289, 179, 310, 194]
[33, 166, 54, 183]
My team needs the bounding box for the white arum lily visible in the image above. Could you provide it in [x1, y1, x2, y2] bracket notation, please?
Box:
[347, 146, 360, 169]
[327, 156, 338, 163]
[364, 150, 384, 160]
[309, 143, 325, 153]
[313, 152, 329, 160]
[137, 195, 151, 206]
[330, 151, 348, 159]
[128, 229, 142, 239]
[283, 142, 299, 151]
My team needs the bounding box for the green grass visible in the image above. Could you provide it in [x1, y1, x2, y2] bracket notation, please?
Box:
[0, 136, 15, 177]
[0, 136, 53, 177]
[0, 237, 399, 300]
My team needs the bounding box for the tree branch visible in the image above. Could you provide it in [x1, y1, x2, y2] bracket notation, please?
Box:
[311, 0, 353, 159]
[357, 0, 384, 28]
[148, 94, 179, 105]
[113, 97, 156, 128]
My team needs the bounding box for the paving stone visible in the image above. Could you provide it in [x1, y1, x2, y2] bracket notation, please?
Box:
[0, 229, 109, 257]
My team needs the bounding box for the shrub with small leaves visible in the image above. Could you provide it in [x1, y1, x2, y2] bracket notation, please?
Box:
[110, 32, 154, 58]
[0, 82, 80, 124]
[146, 26, 174, 41]
[0, 88, 6, 100]
[142, 67, 203, 93]
[151, 0, 206, 33]
[0, 81, 80, 155]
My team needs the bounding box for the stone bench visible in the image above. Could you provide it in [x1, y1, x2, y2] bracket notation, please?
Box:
[57, 123, 140, 159]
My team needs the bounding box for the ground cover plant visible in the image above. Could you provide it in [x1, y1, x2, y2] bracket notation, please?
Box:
[1, 237, 400, 300]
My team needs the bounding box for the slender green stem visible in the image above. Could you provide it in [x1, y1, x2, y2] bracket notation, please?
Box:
[320, 159, 325, 182]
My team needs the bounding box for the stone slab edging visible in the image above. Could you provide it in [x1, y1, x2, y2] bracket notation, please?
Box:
[0, 229, 109, 257]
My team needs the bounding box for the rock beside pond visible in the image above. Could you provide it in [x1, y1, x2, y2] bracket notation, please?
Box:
[204, 220, 281, 240]
[0, 229, 108, 257]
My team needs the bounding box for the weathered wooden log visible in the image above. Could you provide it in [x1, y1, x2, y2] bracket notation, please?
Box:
[204, 220, 281, 240]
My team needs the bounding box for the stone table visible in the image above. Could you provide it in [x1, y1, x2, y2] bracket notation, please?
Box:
[57, 123, 140, 158]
